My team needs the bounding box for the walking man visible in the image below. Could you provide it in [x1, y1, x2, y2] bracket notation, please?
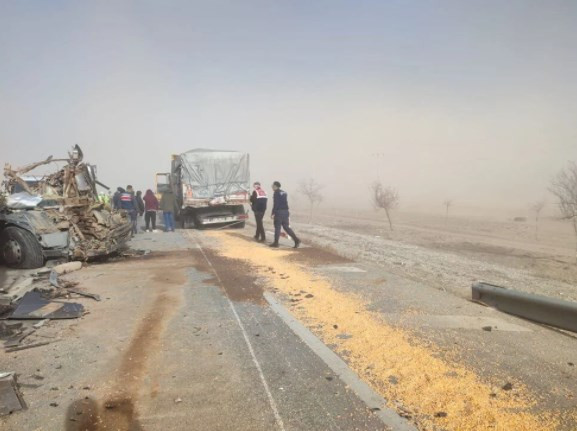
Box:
[160, 189, 176, 232]
[270, 181, 300, 248]
[250, 182, 267, 242]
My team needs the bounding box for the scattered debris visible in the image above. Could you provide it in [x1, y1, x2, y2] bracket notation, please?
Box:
[502, 382, 513, 391]
[174, 398, 183, 404]
[482, 326, 492, 332]
[8, 291, 84, 320]
[49, 270, 78, 289]
[0, 372, 25, 416]
[66, 289, 101, 302]
[3, 328, 36, 349]
[5, 341, 55, 353]
[33, 320, 48, 329]
[305, 294, 314, 298]
[388, 375, 399, 385]
[434, 411, 448, 418]
[121, 249, 151, 258]
[52, 261, 83, 275]
[569, 362, 575, 367]
[0, 322, 23, 339]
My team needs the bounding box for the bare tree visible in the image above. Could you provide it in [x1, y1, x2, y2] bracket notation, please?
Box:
[530, 200, 546, 240]
[299, 178, 324, 223]
[371, 182, 399, 230]
[549, 162, 577, 255]
[443, 199, 452, 222]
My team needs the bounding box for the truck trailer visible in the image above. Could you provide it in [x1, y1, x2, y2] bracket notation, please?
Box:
[156, 149, 250, 229]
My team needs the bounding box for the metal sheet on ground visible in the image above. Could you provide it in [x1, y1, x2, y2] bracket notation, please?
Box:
[8, 291, 84, 319]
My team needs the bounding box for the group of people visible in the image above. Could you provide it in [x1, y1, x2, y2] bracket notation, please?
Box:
[111, 186, 177, 235]
[250, 181, 300, 248]
[107, 180, 299, 246]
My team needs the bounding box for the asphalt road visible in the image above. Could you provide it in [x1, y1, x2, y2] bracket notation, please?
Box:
[0, 230, 392, 431]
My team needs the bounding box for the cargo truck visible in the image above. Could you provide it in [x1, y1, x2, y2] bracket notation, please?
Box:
[156, 149, 250, 229]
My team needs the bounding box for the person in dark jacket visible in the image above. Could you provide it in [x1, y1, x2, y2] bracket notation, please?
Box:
[120, 186, 138, 235]
[143, 189, 159, 232]
[113, 187, 124, 210]
[135, 191, 145, 216]
[270, 181, 300, 248]
[250, 182, 268, 242]
[160, 189, 177, 232]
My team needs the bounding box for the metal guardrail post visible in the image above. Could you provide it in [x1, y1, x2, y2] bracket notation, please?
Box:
[472, 282, 577, 333]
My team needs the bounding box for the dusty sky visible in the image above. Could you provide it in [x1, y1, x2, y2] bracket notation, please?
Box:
[1, 1, 576, 212]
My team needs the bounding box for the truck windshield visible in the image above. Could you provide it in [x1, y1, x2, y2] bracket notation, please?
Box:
[156, 173, 171, 193]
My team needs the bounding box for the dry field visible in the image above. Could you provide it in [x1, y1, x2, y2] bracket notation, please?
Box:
[289, 207, 577, 301]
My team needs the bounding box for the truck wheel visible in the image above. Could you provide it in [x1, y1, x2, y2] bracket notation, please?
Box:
[0, 226, 44, 269]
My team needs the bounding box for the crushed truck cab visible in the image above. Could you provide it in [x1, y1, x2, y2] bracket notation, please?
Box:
[0, 145, 132, 269]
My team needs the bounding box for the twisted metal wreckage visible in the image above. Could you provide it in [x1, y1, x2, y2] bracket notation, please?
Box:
[0, 145, 132, 268]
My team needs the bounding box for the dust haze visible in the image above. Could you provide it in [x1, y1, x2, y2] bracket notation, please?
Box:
[1, 1, 576, 216]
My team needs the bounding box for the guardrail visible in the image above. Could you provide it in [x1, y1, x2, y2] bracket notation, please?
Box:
[472, 282, 577, 333]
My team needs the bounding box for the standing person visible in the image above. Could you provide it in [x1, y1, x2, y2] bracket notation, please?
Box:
[160, 189, 176, 232]
[120, 187, 138, 236]
[135, 191, 145, 231]
[113, 187, 124, 210]
[143, 189, 159, 232]
[250, 182, 267, 242]
[270, 181, 300, 248]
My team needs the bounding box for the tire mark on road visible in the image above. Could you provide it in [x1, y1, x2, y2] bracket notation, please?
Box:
[65, 251, 190, 431]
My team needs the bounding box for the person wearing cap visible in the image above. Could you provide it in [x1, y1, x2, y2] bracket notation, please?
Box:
[270, 181, 300, 248]
[250, 182, 268, 242]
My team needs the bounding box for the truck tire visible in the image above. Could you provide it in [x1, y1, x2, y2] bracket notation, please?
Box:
[0, 226, 44, 269]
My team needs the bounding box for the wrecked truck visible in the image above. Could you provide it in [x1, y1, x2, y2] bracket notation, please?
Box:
[0, 146, 132, 269]
[156, 149, 250, 228]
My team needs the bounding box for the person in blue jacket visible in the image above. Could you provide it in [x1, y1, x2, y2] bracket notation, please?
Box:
[270, 181, 300, 248]
[120, 186, 138, 235]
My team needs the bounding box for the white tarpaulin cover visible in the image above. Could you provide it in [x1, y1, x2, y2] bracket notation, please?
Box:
[177, 149, 250, 204]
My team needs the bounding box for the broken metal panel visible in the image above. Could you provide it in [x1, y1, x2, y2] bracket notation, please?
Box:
[2, 211, 60, 235]
[8, 291, 84, 320]
[0, 373, 25, 416]
[39, 231, 69, 249]
[472, 282, 577, 333]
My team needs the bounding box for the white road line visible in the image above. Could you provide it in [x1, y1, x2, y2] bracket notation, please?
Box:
[190, 233, 286, 431]
[264, 292, 418, 431]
